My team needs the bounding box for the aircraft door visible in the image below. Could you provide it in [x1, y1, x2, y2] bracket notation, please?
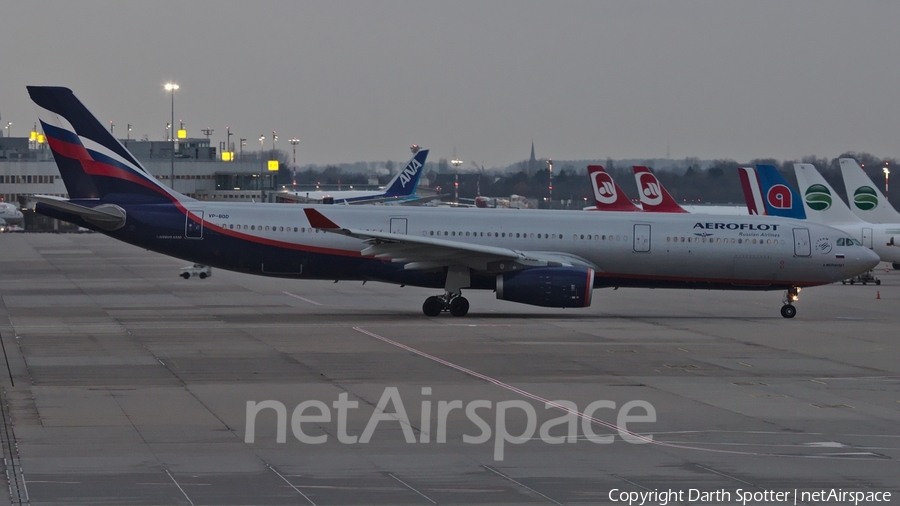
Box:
[633, 224, 651, 252]
[390, 218, 408, 235]
[792, 228, 811, 257]
[862, 227, 873, 249]
[185, 210, 204, 239]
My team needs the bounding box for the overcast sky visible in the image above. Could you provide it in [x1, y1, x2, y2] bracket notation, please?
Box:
[3, 1, 899, 168]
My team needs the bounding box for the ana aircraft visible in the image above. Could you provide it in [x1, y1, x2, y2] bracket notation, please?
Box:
[28, 86, 878, 318]
[281, 148, 428, 204]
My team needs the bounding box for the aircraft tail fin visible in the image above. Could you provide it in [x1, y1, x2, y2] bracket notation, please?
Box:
[737, 167, 765, 215]
[793, 163, 862, 224]
[632, 166, 687, 213]
[27, 86, 187, 203]
[383, 149, 429, 197]
[752, 164, 806, 219]
[839, 158, 900, 224]
[586, 165, 641, 211]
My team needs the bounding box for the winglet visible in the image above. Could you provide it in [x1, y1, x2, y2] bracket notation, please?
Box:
[303, 208, 340, 229]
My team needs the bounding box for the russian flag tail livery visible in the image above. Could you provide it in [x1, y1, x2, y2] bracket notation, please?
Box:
[839, 158, 900, 224]
[753, 165, 806, 219]
[793, 163, 864, 225]
[586, 165, 641, 211]
[383, 149, 429, 197]
[631, 166, 687, 213]
[27, 86, 186, 203]
[737, 167, 765, 216]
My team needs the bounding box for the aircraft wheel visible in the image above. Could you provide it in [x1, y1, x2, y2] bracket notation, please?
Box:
[422, 296, 443, 317]
[181, 272, 191, 279]
[449, 296, 469, 317]
[780, 305, 797, 319]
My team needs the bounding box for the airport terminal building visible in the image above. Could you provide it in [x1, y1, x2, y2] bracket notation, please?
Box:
[0, 132, 285, 229]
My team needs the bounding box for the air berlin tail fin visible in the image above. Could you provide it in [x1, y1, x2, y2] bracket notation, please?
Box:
[632, 166, 686, 213]
[586, 165, 641, 211]
[737, 167, 765, 216]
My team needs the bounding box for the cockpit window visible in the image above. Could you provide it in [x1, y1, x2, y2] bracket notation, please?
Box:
[837, 238, 845, 246]
[849, 238, 862, 246]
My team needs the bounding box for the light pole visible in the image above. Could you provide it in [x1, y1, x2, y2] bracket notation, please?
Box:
[547, 158, 553, 207]
[289, 138, 300, 188]
[259, 135, 265, 198]
[5, 122, 10, 138]
[164, 83, 179, 188]
[450, 157, 463, 202]
[884, 163, 890, 199]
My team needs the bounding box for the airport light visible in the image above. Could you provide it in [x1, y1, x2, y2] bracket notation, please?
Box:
[164, 82, 179, 188]
[289, 138, 300, 188]
[109, 121, 114, 136]
[259, 135, 266, 199]
[451, 157, 463, 202]
[548, 158, 553, 205]
[127, 124, 132, 140]
[5, 122, 10, 138]
[884, 163, 890, 198]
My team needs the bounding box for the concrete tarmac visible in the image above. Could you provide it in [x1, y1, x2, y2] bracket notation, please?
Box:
[0, 233, 897, 505]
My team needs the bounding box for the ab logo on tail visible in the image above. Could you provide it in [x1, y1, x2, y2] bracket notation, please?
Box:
[637, 173, 662, 206]
[592, 172, 618, 204]
[766, 184, 793, 209]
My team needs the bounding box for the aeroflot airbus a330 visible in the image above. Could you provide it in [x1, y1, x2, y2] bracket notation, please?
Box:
[28, 86, 878, 318]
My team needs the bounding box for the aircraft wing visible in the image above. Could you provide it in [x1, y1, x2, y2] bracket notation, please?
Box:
[304, 208, 597, 271]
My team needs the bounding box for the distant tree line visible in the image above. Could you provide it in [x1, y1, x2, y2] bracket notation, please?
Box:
[272, 151, 899, 209]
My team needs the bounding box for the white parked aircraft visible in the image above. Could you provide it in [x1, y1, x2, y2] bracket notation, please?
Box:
[282, 148, 429, 205]
[838, 158, 900, 224]
[793, 163, 900, 265]
[28, 86, 878, 318]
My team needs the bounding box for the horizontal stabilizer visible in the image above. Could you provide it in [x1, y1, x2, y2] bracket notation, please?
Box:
[30, 195, 126, 231]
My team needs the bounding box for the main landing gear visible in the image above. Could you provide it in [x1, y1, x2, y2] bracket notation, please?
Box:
[422, 265, 470, 317]
[422, 293, 470, 317]
[781, 286, 800, 319]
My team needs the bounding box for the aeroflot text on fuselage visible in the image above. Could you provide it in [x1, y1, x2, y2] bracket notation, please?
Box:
[694, 222, 780, 231]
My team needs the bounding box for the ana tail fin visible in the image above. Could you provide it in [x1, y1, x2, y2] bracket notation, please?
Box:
[383, 149, 429, 197]
[27, 86, 186, 203]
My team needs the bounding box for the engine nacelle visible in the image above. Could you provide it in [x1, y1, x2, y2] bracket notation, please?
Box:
[496, 267, 594, 308]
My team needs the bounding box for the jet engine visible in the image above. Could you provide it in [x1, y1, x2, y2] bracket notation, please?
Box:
[496, 267, 594, 308]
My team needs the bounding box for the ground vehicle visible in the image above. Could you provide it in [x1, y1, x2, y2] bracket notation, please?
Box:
[180, 264, 211, 280]
[842, 269, 880, 285]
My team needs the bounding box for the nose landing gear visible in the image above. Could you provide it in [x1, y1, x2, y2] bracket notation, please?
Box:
[781, 286, 800, 318]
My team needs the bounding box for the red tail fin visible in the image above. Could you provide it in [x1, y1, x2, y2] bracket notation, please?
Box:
[632, 166, 687, 213]
[586, 165, 641, 211]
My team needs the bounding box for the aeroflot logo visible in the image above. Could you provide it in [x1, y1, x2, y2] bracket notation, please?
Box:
[636, 173, 662, 205]
[694, 222, 780, 231]
[592, 172, 618, 204]
[399, 159, 422, 188]
[766, 184, 793, 209]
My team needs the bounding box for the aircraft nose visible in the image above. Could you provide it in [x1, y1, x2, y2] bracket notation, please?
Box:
[858, 247, 881, 272]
